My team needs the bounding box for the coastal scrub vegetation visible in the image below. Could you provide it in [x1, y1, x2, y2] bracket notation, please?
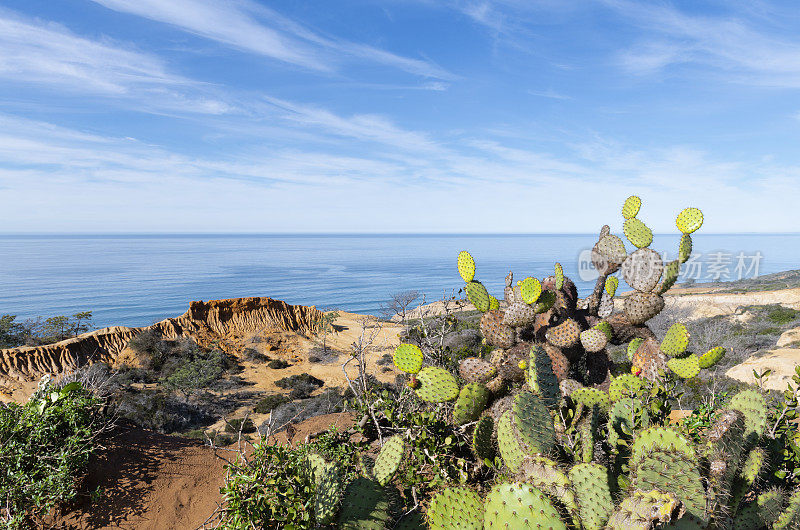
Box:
[0, 312, 94, 348]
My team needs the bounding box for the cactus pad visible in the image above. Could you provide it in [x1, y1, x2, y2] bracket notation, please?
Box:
[624, 218, 654, 248]
[630, 449, 706, 524]
[676, 207, 704, 234]
[733, 488, 785, 530]
[458, 251, 476, 282]
[519, 277, 542, 305]
[623, 195, 643, 219]
[527, 345, 560, 407]
[374, 435, 405, 486]
[309, 457, 345, 524]
[393, 343, 423, 374]
[667, 354, 701, 379]
[465, 280, 491, 312]
[488, 295, 500, 311]
[554, 263, 564, 290]
[427, 487, 483, 530]
[337, 478, 390, 529]
[679, 234, 692, 263]
[698, 346, 725, 369]
[569, 463, 613, 530]
[609, 374, 646, 402]
[631, 337, 668, 380]
[483, 482, 566, 529]
[503, 301, 536, 327]
[546, 318, 581, 348]
[624, 292, 665, 325]
[416, 367, 459, 403]
[605, 275, 619, 297]
[595, 234, 628, 266]
[623, 248, 664, 293]
[627, 337, 645, 362]
[593, 320, 614, 341]
[631, 427, 695, 467]
[580, 328, 608, 353]
[774, 488, 800, 529]
[480, 310, 516, 349]
[660, 323, 690, 357]
[571, 387, 610, 411]
[598, 291, 615, 318]
[459, 357, 496, 384]
[728, 390, 768, 444]
[512, 391, 556, 456]
[453, 382, 490, 425]
[472, 414, 496, 463]
[533, 290, 556, 313]
[658, 259, 680, 295]
[607, 489, 683, 529]
[497, 410, 527, 473]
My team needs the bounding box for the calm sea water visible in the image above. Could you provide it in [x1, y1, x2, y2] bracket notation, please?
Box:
[0, 234, 798, 328]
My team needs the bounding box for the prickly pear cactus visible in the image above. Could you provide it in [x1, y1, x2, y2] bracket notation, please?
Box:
[483, 483, 566, 529]
[427, 487, 483, 529]
[374, 435, 405, 486]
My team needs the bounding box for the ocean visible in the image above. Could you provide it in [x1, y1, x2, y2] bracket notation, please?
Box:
[0, 233, 797, 329]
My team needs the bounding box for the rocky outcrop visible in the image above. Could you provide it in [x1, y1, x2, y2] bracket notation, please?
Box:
[0, 297, 323, 383]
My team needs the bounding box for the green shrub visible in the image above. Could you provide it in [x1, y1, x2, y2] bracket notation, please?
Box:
[267, 359, 289, 369]
[767, 306, 799, 324]
[0, 380, 105, 528]
[161, 348, 226, 396]
[253, 394, 290, 414]
[225, 418, 256, 434]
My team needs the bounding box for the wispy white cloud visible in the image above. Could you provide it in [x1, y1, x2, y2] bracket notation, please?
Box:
[527, 89, 571, 100]
[90, 0, 455, 79]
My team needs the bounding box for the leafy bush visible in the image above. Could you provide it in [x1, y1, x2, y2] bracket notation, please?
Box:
[275, 373, 324, 400]
[0, 380, 106, 528]
[253, 394, 290, 414]
[161, 348, 227, 396]
[267, 359, 289, 369]
[112, 388, 213, 434]
[225, 418, 256, 434]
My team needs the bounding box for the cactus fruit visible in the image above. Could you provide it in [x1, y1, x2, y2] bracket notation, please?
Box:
[415, 367, 459, 403]
[607, 489, 683, 529]
[568, 463, 613, 529]
[554, 263, 564, 290]
[623, 248, 664, 293]
[546, 318, 581, 348]
[519, 277, 542, 305]
[623, 195, 643, 220]
[624, 218, 654, 248]
[502, 301, 536, 327]
[658, 259, 681, 295]
[465, 280, 491, 312]
[374, 435, 405, 486]
[628, 337, 645, 362]
[458, 250, 476, 282]
[483, 482, 566, 529]
[727, 390, 768, 444]
[394, 343, 424, 374]
[660, 323, 690, 357]
[337, 478, 390, 529]
[472, 414, 496, 462]
[679, 234, 693, 264]
[511, 391, 556, 457]
[624, 292, 665, 325]
[480, 311, 516, 349]
[459, 357, 497, 384]
[580, 328, 608, 353]
[452, 382, 490, 425]
[605, 275, 619, 297]
[676, 207, 704, 234]
[698, 346, 725, 369]
[426, 487, 483, 530]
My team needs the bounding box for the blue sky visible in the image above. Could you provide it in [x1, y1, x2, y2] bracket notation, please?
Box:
[2, 0, 800, 233]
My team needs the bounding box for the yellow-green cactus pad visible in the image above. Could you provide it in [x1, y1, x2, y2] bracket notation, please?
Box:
[627, 337, 645, 362]
[661, 323, 690, 358]
[533, 291, 556, 313]
[554, 263, 564, 290]
[520, 277, 542, 305]
[393, 343, 423, 374]
[457, 251, 476, 282]
[623, 218, 654, 248]
[593, 320, 614, 341]
[679, 234, 692, 263]
[676, 207, 704, 234]
[416, 367, 459, 403]
[667, 354, 701, 379]
[605, 276, 619, 297]
[657, 260, 680, 295]
[374, 435, 405, 486]
[699, 346, 725, 369]
[488, 295, 500, 311]
[427, 487, 483, 530]
[465, 280, 490, 312]
[622, 195, 642, 220]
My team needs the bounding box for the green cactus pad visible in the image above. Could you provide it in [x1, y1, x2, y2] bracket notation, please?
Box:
[554, 263, 564, 290]
[627, 337, 645, 362]
[698, 346, 725, 369]
[472, 414, 496, 463]
[416, 367, 459, 403]
[679, 234, 693, 263]
[337, 477, 390, 529]
[453, 382, 490, 425]
[631, 449, 706, 524]
[631, 427, 695, 469]
[518, 456, 578, 524]
[732, 488, 785, 530]
[658, 259, 681, 295]
[728, 389, 768, 444]
[519, 277, 542, 305]
[458, 251, 476, 283]
[660, 323, 690, 358]
[483, 482, 566, 529]
[608, 489, 682, 529]
[568, 463, 613, 530]
[580, 328, 608, 353]
[393, 343, 423, 374]
[609, 374, 646, 402]
[465, 280, 491, 312]
[571, 387, 610, 412]
[740, 446, 767, 486]
[527, 345, 560, 407]
[622, 195, 643, 220]
[774, 488, 800, 529]
[511, 391, 556, 456]
[667, 354, 700, 379]
[605, 275, 619, 297]
[459, 357, 496, 384]
[609, 397, 641, 438]
[624, 218, 654, 248]
[533, 290, 557, 313]
[374, 435, 405, 486]
[676, 207, 704, 234]
[497, 410, 526, 473]
[488, 295, 500, 311]
[313, 459, 345, 524]
[427, 487, 483, 530]
[395, 512, 426, 530]
[593, 320, 614, 341]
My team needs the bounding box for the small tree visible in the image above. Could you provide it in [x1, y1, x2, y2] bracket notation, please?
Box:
[318, 310, 340, 353]
[380, 290, 420, 325]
